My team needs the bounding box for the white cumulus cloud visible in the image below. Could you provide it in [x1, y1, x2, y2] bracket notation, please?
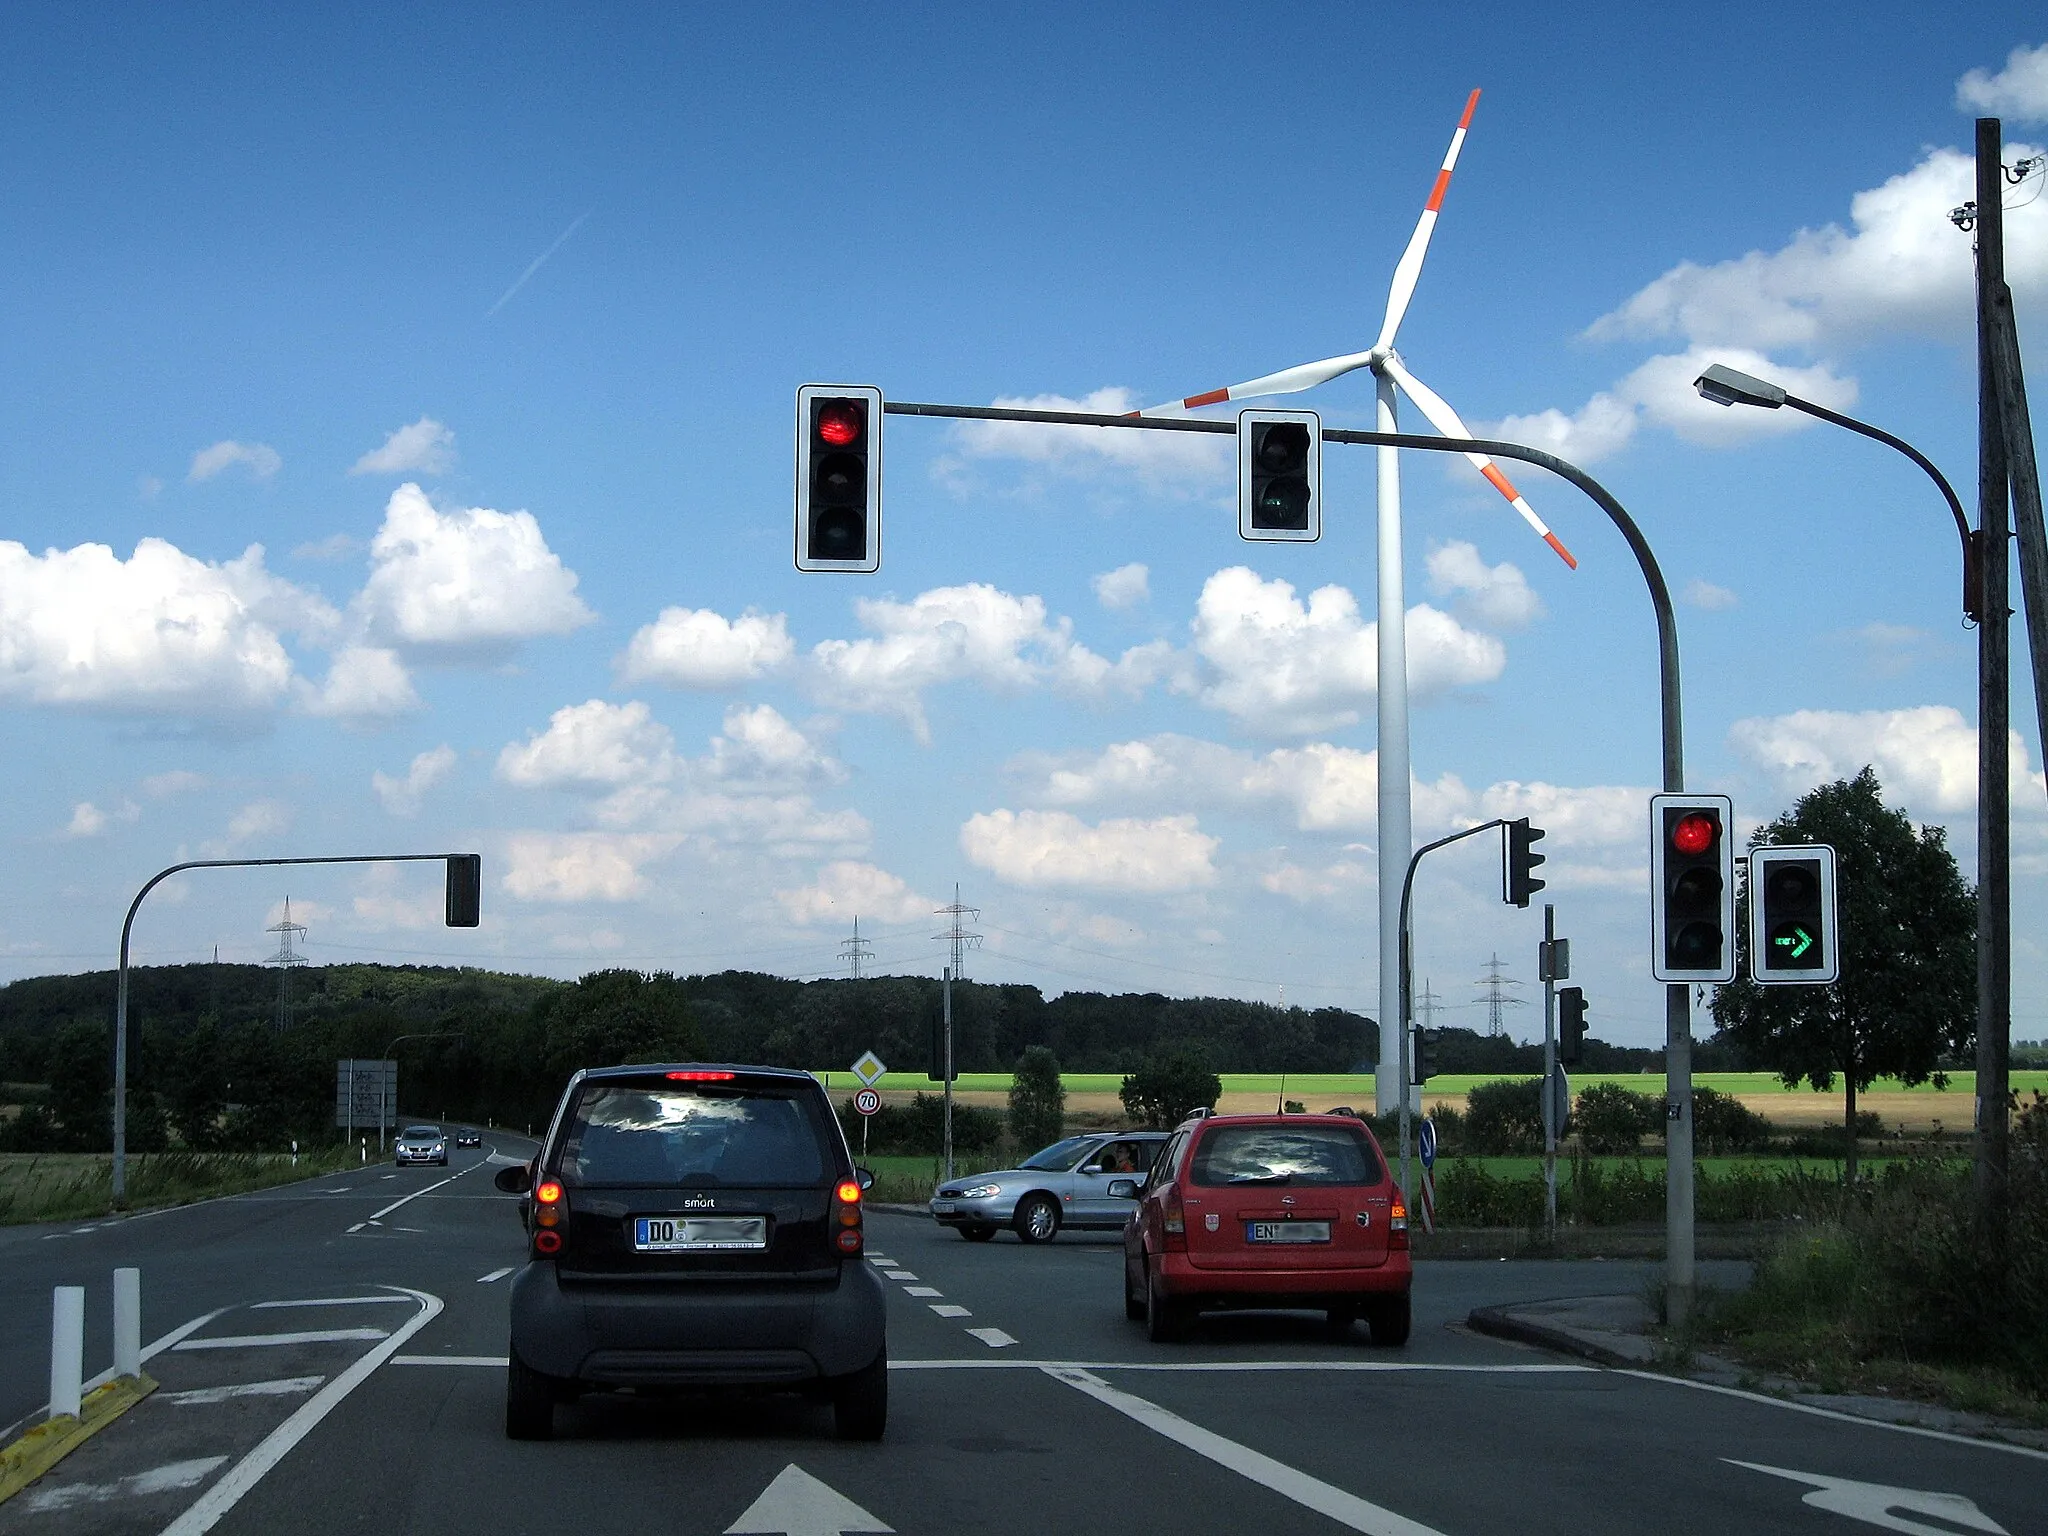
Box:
[961, 808, 1218, 893]
[373, 744, 458, 816]
[188, 440, 281, 483]
[226, 799, 291, 845]
[0, 538, 329, 715]
[1729, 705, 2044, 816]
[1426, 541, 1544, 630]
[1092, 562, 1151, 610]
[355, 483, 593, 652]
[939, 387, 1231, 491]
[1682, 579, 1739, 611]
[497, 699, 675, 790]
[502, 832, 680, 903]
[775, 860, 934, 926]
[302, 645, 419, 722]
[617, 607, 794, 688]
[65, 802, 107, 838]
[1957, 43, 2048, 123]
[350, 417, 457, 477]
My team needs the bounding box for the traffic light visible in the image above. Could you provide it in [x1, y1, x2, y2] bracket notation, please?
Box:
[1558, 986, 1587, 1066]
[1410, 1025, 1436, 1085]
[444, 854, 481, 927]
[1649, 793, 1736, 983]
[1238, 410, 1321, 542]
[1748, 844, 1840, 985]
[795, 384, 883, 573]
[1504, 818, 1547, 907]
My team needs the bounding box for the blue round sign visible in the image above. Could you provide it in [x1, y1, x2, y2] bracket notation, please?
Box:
[1418, 1117, 1438, 1170]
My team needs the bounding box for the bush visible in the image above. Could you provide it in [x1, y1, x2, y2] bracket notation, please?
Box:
[1008, 1046, 1065, 1149]
[837, 1093, 1001, 1157]
[1119, 1046, 1221, 1129]
[1574, 1083, 1660, 1155]
[1464, 1078, 1550, 1155]
[1692, 1086, 1773, 1153]
[1781, 1111, 1884, 1158]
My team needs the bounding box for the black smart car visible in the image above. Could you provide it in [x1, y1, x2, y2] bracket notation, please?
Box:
[493, 1064, 886, 1440]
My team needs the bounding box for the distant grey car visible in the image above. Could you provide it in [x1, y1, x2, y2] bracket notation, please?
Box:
[929, 1132, 1168, 1243]
[395, 1124, 448, 1166]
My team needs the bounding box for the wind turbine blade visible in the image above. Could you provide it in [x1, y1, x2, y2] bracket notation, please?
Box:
[1381, 353, 1578, 569]
[1128, 351, 1376, 417]
[1374, 89, 1481, 354]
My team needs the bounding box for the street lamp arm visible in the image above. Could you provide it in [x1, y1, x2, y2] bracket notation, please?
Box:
[1781, 393, 1975, 560]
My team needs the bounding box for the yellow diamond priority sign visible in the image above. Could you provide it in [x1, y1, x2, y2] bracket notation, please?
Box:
[851, 1051, 888, 1088]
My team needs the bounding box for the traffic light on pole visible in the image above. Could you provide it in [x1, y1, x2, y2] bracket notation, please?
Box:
[1410, 1026, 1436, 1085]
[1238, 410, 1321, 542]
[1649, 794, 1736, 983]
[444, 854, 481, 928]
[795, 384, 883, 573]
[1557, 986, 1587, 1066]
[1504, 818, 1547, 907]
[1748, 844, 1840, 985]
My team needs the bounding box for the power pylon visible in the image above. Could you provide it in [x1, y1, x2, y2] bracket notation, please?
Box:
[1474, 953, 1525, 1037]
[932, 884, 982, 981]
[1417, 977, 1444, 1033]
[839, 915, 875, 978]
[266, 898, 309, 1032]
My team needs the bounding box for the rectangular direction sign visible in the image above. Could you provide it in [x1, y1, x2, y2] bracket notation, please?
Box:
[335, 1059, 397, 1128]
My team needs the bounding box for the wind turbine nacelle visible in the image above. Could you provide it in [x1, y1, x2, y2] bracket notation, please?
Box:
[1238, 409, 1322, 543]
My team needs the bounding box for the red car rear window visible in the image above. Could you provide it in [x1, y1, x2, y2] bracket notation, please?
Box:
[1189, 1124, 1383, 1188]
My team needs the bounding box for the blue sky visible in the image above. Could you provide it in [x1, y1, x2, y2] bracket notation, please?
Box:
[3, 4, 2045, 1051]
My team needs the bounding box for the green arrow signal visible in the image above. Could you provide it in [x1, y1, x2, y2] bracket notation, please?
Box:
[1773, 926, 1814, 959]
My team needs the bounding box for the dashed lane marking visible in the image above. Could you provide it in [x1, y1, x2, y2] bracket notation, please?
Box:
[345, 1223, 365, 1234]
[929, 1305, 972, 1318]
[1047, 1367, 1445, 1536]
[478, 1267, 514, 1283]
[158, 1377, 325, 1406]
[965, 1328, 1017, 1349]
[253, 1295, 416, 1309]
[173, 1328, 389, 1351]
[389, 1355, 509, 1367]
[903, 1286, 942, 1298]
[882, 1270, 916, 1280]
[366, 1164, 477, 1222]
[23, 1456, 230, 1512]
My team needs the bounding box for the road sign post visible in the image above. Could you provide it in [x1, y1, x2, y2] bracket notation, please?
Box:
[852, 1087, 882, 1161]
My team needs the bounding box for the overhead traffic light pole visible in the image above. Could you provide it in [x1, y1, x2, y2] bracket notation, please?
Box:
[859, 393, 1697, 1319]
[111, 852, 482, 1204]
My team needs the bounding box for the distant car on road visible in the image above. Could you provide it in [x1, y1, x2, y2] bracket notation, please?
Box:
[455, 1130, 482, 1148]
[1123, 1111, 1412, 1345]
[394, 1125, 447, 1166]
[929, 1131, 1170, 1243]
[494, 1064, 886, 1442]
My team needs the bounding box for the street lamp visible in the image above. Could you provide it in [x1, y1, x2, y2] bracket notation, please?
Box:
[1692, 361, 2008, 1212]
[377, 1032, 466, 1150]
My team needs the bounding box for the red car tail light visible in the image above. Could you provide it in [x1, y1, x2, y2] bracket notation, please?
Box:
[533, 1178, 565, 1246]
[1160, 1186, 1188, 1253]
[1389, 1197, 1410, 1251]
[666, 1070, 737, 1081]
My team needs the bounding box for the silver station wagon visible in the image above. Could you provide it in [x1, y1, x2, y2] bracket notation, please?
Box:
[929, 1131, 1169, 1243]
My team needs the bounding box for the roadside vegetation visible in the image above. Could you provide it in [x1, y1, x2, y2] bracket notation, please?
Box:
[0, 1144, 359, 1225]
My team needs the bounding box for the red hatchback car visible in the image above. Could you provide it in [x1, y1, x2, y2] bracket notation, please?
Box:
[1121, 1110, 1411, 1344]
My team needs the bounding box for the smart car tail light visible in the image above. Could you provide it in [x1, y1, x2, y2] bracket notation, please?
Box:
[834, 1177, 864, 1255]
[532, 1177, 566, 1258]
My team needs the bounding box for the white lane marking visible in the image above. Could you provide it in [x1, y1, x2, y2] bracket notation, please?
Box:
[174, 1328, 390, 1350]
[882, 1270, 916, 1281]
[388, 1354, 508, 1367]
[725, 1464, 893, 1535]
[478, 1267, 515, 1283]
[160, 1377, 325, 1406]
[160, 1287, 443, 1536]
[253, 1296, 416, 1309]
[1726, 1460, 2008, 1533]
[345, 1223, 365, 1234]
[0, 1307, 229, 1442]
[1048, 1367, 1445, 1536]
[890, 1359, 1591, 1373]
[366, 1163, 476, 1221]
[1619, 1371, 2048, 1463]
[903, 1286, 942, 1298]
[965, 1328, 1017, 1349]
[930, 1305, 972, 1318]
[381, 1174, 397, 1180]
[23, 1456, 229, 1511]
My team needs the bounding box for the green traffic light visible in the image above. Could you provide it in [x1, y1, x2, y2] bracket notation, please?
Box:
[1769, 921, 1819, 967]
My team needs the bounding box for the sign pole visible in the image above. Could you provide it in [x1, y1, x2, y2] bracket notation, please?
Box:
[1542, 904, 1558, 1241]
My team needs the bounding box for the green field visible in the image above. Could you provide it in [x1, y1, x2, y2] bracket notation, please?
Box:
[820, 1069, 2048, 1099]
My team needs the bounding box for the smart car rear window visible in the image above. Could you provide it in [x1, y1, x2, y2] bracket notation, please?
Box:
[1189, 1124, 1382, 1188]
[558, 1083, 830, 1188]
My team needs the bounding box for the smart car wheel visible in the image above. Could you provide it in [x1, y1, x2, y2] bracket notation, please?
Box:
[1365, 1293, 1412, 1347]
[1014, 1194, 1060, 1244]
[504, 1351, 556, 1440]
[831, 1349, 888, 1441]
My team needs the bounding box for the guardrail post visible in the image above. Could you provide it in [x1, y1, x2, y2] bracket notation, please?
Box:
[114, 1268, 141, 1378]
[50, 1286, 84, 1420]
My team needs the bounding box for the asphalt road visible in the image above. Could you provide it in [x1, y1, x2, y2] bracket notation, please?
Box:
[3, 1137, 2042, 1535]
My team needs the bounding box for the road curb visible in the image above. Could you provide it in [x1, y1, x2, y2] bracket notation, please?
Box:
[1466, 1305, 1645, 1369]
[0, 1372, 157, 1507]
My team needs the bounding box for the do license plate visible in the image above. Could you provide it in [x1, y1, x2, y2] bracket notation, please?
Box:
[930, 1201, 958, 1214]
[1246, 1220, 1331, 1244]
[633, 1216, 767, 1251]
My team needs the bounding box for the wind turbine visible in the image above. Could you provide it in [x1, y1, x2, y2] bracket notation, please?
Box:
[1134, 89, 1577, 1115]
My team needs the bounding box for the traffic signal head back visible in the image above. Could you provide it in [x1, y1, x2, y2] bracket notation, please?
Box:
[1557, 986, 1587, 1066]
[1748, 844, 1840, 985]
[795, 384, 883, 572]
[1410, 1026, 1435, 1085]
[444, 854, 481, 927]
[1504, 817, 1547, 907]
[1238, 410, 1321, 542]
[1649, 793, 1736, 983]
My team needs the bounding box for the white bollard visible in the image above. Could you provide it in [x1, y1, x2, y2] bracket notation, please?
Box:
[50, 1285, 84, 1421]
[114, 1268, 141, 1379]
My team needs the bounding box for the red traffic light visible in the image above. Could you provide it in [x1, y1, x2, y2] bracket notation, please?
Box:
[1671, 812, 1716, 855]
[816, 402, 863, 447]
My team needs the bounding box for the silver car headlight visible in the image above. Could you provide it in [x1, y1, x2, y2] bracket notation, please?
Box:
[958, 1183, 1002, 1200]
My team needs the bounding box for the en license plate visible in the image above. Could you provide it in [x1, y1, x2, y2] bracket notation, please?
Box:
[1246, 1220, 1331, 1244]
[633, 1216, 768, 1251]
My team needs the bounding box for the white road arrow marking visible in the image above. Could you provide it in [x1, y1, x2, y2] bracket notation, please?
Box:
[724, 1464, 892, 1535]
[1726, 1460, 2009, 1534]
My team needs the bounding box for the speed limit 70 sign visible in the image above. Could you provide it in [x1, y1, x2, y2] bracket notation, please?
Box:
[853, 1088, 882, 1117]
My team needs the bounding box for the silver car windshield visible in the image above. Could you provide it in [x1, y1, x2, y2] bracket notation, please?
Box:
[1018, 1135, 1097, 1172]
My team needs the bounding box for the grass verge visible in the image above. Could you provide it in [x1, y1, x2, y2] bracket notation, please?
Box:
[0, 1146, 360, 1226]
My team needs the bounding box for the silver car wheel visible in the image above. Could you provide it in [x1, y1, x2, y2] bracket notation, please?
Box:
[1014, 1194, 1059, 1244]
